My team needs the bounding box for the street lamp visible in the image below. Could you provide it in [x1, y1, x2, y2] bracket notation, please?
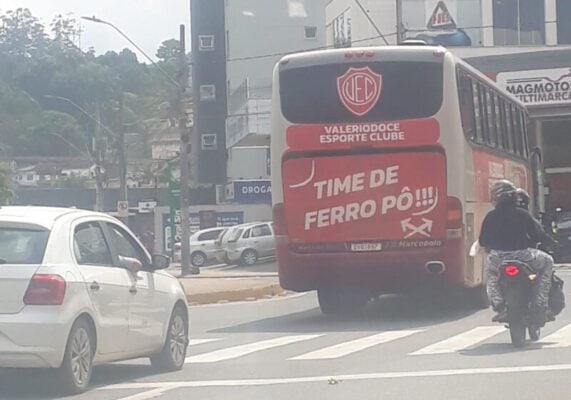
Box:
[81, 16, 180, 88]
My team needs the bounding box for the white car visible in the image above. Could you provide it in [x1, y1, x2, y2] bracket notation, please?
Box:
[0, 207, 189, 394]
[216, 222, 276, 266]
[173, 227, 227, 267]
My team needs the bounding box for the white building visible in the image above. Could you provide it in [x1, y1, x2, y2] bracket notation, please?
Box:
[225, 0, 327, 149]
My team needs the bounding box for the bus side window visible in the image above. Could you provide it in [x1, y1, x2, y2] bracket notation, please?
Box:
[485, 90, 497, 148]
[520, 110, 529, 157]
[512, 105, 523, 156]
[494, 94, 504, 150]
[458, 72, 476, 140]
[505, 103, 515, 154]
[472, 81, 485, 144]
[477, 83, 490, 146]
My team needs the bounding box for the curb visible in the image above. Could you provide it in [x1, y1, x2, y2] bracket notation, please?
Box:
[185, 283, 286, 305]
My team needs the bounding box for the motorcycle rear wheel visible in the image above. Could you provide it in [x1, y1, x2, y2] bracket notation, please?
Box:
[509, 320, 527, 347]
[528, 325, 541, 342]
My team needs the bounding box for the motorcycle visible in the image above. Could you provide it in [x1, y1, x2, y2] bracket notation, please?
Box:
[499, 260, 543, 347]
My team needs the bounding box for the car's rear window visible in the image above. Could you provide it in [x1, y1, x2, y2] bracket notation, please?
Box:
[0, 227, 49, 264]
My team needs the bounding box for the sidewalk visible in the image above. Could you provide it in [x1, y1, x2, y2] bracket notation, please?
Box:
[169, 266, 286, 305]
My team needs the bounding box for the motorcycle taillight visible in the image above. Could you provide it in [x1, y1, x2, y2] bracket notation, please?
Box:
[504, 265, 520, 277]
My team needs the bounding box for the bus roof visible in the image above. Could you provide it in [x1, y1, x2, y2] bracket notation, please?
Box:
[278, 45, 448, 69]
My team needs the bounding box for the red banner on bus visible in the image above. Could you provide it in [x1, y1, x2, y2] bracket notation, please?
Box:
[282, 152, 447, 248]
[286, 118, 440, 151]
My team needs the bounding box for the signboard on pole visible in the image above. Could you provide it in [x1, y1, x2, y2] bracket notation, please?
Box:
[117, 201, 129, 218]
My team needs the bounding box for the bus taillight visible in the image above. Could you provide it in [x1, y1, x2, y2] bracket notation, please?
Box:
[273, 203, 288, 235]
[447, 197, 463, 229]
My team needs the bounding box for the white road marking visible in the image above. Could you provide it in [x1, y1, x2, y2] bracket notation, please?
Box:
[189, 338, 221, 346]
[290, 330, 423, 360]
[542, 324, 571, 348]
[410, 326, 505, 355]
[114, 387, 171, 400]
[99, 364, 571, 390]
[186, 335, 322, 363]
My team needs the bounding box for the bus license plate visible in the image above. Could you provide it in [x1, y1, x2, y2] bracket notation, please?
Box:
[351, 242, 383, 252]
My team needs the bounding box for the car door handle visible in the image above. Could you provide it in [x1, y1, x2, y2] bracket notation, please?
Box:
[90, 281, 100, 291]
[129, 286, 138, 294]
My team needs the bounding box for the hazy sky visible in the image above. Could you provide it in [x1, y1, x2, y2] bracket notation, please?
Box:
[0, 0, 190, 61]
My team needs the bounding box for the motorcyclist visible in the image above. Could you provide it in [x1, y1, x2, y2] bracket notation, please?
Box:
[515, 187, 563, 320]
[479, 180, 554, 324]
[515, 188, 558, 251]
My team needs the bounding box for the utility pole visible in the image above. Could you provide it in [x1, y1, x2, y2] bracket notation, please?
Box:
[396, 0, 404, 44]
[118, 93, 128, 222]
[178, 24, 197, 275]
[93, 102, 105, 212]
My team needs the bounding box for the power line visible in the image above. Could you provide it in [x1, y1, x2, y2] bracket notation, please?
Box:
[225, 21, 559, 64]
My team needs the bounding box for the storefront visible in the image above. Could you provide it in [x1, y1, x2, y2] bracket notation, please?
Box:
[466, 48, 571, 215]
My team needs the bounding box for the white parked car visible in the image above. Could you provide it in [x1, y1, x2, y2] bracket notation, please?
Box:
[173, 227, 227, 267]
[215, 222, 276, 266]
[0, 207, 189, 394]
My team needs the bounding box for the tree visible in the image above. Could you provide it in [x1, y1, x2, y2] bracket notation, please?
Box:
[0, 166, 13, 205]
[156, 39, 180, 63]
[0, 8, 48, 83]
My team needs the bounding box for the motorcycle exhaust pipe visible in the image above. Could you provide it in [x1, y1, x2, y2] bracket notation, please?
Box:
[425, 261, 446, 275]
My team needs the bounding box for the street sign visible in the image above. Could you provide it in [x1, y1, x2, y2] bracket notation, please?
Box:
[427, 1, 457, 30]
[117, 201, 129, 218]
[138, 200, 157, 214]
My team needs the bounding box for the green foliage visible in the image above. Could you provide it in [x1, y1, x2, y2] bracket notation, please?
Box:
[0, 8, 178, 159]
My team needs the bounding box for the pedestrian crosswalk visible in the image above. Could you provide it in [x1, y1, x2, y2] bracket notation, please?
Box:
[409, 326, 506, 355]
[186, 323, 571, 365]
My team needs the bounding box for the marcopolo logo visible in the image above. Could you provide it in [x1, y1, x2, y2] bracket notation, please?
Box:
[337, 67, 382, 117]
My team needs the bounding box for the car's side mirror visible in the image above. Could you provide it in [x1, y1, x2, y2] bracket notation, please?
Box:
[152, 254, 170, 270]
[118, 255, 143, 275]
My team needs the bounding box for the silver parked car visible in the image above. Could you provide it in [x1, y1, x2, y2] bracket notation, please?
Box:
[216, 222, 276, 266]
[174, 227, 227, 266]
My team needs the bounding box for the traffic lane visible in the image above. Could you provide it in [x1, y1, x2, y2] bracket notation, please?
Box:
[138, 369, 569, 400]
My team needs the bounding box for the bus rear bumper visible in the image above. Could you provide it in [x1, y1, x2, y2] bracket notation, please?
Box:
[276, 237, 466, 293]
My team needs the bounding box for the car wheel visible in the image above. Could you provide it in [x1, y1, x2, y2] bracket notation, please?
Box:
[191, 252, 207, 267]
[58, 318, 95, 395]
[150, 306, 188, 372]
[240, 249, 258, 266]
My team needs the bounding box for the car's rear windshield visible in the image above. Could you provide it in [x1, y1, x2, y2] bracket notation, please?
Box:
[279, 61, 443, 123]
[0, 227, 49, 264]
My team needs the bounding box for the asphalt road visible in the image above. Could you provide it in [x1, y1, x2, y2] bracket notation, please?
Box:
[3, 267, 571, 400]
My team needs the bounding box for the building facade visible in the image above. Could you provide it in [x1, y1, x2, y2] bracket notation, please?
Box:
[222, 0, 327, 204]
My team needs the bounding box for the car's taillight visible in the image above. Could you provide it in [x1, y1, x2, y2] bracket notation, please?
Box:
[273, 203, 287, 235]
[23, 274, 66, 305]
[504, 265, 520, 277]
[447, 197, 463, 229]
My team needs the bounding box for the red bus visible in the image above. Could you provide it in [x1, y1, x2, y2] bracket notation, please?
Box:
[271, 45, 539, 314]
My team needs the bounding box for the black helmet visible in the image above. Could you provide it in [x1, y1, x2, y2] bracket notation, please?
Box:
[490, 180, 517, 206]
[515, 188, 531, 210]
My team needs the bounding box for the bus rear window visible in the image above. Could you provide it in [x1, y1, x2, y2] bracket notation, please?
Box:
[280, 61, 443, 123]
